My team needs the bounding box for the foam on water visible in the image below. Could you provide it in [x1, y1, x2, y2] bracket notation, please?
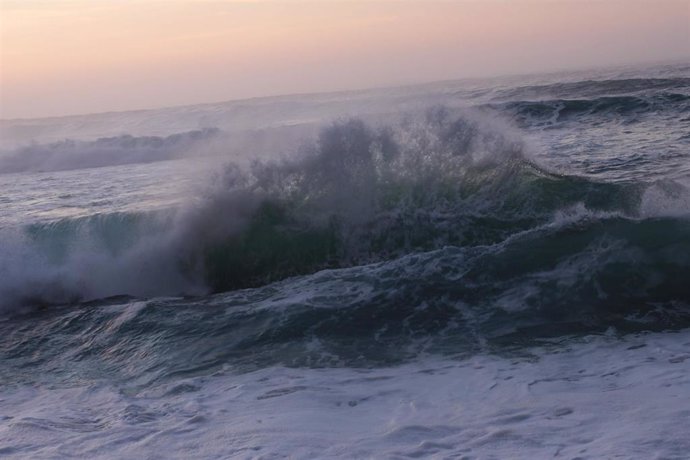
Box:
[2, 329, 690, 459]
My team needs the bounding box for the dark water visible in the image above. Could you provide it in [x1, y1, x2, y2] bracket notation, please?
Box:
[1, 64, 689, 458]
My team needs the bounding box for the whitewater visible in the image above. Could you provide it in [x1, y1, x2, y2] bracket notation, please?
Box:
[1, 62, 689, 458]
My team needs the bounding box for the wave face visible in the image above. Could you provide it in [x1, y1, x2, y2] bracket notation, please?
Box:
[6, 212, 689, 377]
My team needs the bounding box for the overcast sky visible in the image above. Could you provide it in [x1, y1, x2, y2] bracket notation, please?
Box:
[1, 0, 688, 119]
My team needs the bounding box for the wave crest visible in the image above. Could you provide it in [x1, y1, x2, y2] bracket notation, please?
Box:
[1, 109, 688, 312]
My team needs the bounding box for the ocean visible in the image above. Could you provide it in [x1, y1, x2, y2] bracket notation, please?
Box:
[1, 62, 689, 458]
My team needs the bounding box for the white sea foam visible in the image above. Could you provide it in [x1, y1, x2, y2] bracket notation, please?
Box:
[2, 330, 690, 458]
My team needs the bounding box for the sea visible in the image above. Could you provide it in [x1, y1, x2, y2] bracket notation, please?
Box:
[1, 62, 689, 459]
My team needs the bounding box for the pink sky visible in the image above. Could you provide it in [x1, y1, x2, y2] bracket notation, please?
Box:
[1, 0, 688, 119]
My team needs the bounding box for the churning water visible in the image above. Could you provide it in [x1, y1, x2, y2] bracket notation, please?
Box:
[1, 63, 689, 458]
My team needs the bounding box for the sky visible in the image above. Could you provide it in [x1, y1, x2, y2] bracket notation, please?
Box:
[1, 0, 688, 119]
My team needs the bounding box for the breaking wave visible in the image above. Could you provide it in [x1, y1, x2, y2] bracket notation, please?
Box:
[1, 108, 689, 335]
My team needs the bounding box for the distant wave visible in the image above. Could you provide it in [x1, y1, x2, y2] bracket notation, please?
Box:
[493, 77, 690, 101]
[489, 92, 690, 127]
[0, 128, 222, 174]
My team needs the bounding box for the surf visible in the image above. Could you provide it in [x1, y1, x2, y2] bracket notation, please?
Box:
[1, 107, 688, 318]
